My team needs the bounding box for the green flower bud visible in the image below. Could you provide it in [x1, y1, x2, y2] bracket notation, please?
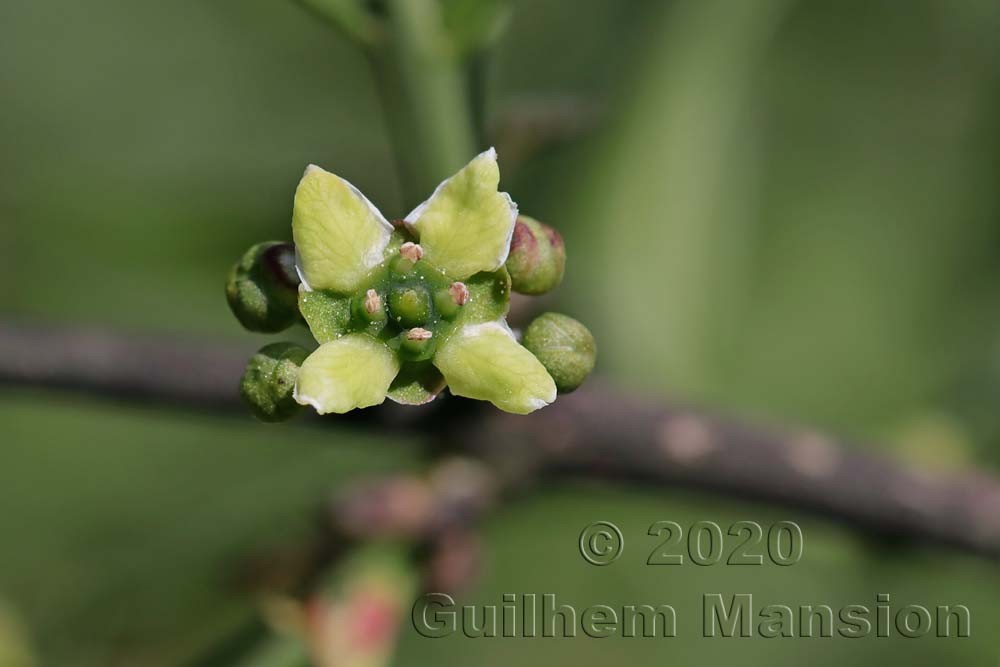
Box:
[239, 342, 309, 422]
[388, 286, 431, 327]
[505, 216, 565, 295]
[522, 312, 596, 393]
[225, 242, 300, 332]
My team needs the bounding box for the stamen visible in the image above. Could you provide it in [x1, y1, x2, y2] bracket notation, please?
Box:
[399, 242, 424, 263]
[449, 281, 470, 306]
[406, 327, 433, 341]
[364, 288, 381, 314]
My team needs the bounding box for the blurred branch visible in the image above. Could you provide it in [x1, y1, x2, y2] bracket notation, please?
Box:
[3, 320, 1000, 559]
[472, 387, 1000, 560]
[0, 321, 252, 411]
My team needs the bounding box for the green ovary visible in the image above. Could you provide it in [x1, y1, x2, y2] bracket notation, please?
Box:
[388, 286, 432, 327]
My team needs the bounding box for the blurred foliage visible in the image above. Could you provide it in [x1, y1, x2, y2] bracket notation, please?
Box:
[0, 601, 36, 667]
[567, 0, 1000, 434]
[3, 0, 1000, 664]
[0, 392, 417, 665]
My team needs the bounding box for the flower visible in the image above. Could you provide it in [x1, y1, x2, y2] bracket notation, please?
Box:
[290, 148, 557, 415]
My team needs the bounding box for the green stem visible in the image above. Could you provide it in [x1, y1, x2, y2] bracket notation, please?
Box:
[368, 0, 478, 209]
[296, 0, 381, 45]
[466, 49, 491, 148]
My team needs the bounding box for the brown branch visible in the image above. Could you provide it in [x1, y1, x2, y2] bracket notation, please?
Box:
[0, 320, 253, 410]
[2, 320, 1000, 559]
[472, 389, 1000, 560]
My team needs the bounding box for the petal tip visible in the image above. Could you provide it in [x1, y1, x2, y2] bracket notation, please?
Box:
[292, 385, 324, 413]
[527, 396, 553, 412]
[302, 163, 325, 178]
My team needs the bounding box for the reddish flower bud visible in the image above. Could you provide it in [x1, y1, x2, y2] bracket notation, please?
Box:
[505, 216, 565, 295]
[225, 242, 301, 332]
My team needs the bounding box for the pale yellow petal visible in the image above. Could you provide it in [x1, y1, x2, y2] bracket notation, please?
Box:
[294, 334, 399, 414]
[404, 148, 517, 279]
[434, 321, 556, 414]
[293, 165, 393, 293]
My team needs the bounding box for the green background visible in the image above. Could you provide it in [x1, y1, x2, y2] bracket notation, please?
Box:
[3, 0, 1000, 664]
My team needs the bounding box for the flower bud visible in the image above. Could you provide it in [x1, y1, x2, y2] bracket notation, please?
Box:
[240, 342, 309, 422]
[522, 312, 596, 393]
[505, 216, 565, 295]
[225, 242, 300, 332]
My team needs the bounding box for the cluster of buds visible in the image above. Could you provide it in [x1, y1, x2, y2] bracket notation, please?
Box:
[226, 149, 595, 419]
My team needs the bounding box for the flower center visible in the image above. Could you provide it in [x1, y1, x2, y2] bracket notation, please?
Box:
[329, 237, 484, 363]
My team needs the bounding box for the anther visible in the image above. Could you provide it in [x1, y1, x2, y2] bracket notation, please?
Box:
[407, 327, 433, 341]
[449, 281, 470, 306]
[400, 242, 424, 263]
[364, 288, 381, 314]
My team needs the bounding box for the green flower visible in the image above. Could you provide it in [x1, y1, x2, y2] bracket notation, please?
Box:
[291, 149, 557, 415]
